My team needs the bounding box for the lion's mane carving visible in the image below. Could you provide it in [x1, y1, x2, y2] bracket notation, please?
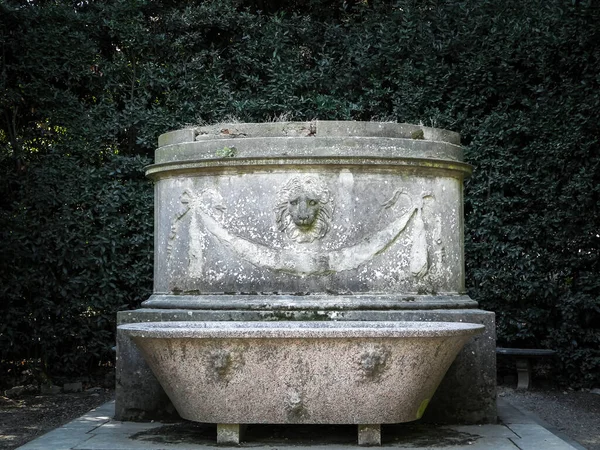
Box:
[275, 176, 333, 243]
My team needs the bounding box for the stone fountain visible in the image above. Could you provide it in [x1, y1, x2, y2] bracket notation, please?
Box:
[116, 121, 496, 446]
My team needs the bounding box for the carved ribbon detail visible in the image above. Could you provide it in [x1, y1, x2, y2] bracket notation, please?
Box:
[168, 178, 438, 278]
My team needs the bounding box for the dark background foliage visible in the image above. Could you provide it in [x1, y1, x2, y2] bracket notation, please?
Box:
[1, 0, 598, 387]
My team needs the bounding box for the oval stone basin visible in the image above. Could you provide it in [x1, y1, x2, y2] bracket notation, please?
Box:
[120, 320, 484, 425]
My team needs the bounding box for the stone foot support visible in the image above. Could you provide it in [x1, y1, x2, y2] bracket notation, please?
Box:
[217, 424, 247, 445]
[516, 358, 532, 389]
[358, 424, 381, 446]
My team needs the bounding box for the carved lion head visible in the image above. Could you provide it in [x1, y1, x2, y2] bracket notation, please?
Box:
[275, 176, 333, 243]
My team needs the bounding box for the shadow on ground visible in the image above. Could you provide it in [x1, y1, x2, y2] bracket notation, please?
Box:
[132, 422, 480, 447]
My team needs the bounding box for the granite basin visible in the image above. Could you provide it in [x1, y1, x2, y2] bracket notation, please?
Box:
[119, 320, 484, 425]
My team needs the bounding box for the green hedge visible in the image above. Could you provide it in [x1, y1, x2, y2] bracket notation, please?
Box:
[1, 0, 598, 386]
[0, 154, 153, 378]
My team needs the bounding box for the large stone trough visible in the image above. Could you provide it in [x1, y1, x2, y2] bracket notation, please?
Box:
[120, 320, 483, 444]
[116, 121, 496, 445]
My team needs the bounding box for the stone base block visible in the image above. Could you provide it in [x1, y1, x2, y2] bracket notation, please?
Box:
[115, 306, 496, 424]
[115, 320, 175, 421]
[516, 358, 532, 390]
[217, 424, 246, 445]
[358, 424, 381, 446]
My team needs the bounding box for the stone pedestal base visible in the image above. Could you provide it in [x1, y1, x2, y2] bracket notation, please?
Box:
[116, 306, 496, 425]
[217, 424, 246, 445]
[516, 358, 532, 390]
[358, 424, 381, 446]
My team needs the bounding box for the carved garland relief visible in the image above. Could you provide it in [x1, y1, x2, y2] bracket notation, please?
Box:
[167, 175, 438, 278]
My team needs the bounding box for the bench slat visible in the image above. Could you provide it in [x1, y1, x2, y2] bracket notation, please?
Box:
[496, 348, 556, 357]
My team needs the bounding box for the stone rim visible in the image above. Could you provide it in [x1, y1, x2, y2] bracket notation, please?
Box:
[119, 320, 485, 339]
[146, 156, 473, 180]
[154, 136, 464, 163]
[159, 121, 461, 146]
[149, 121, 469, 180]
[140, 294, 479, 310]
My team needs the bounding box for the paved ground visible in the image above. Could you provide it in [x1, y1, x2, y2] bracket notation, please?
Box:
[498, 386, 600, 450]
[16, 399, 584, 450]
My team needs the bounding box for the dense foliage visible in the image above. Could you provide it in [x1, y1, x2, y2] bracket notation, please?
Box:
[1, 0, 598, 386]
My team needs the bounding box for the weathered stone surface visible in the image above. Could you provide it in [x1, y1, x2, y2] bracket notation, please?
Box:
[148, 121, 470, 298]
[116, 307, 496, 424]
[153, 137, 465, 164]
[141, 294, 479, 310]
[116, 121, 497, 427]
[358, 424, 382, 446]
[157, 128, 196, 147]
[410, 310, 497, 424]
[115, 329, 174, 421]
[216, 424, 246, 445]
[119, 321, 483, 425]
[191, 120, 460, 144]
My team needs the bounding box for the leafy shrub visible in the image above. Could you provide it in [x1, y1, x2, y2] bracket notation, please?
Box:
[0, 154, 152, 378]
[0, 0, 598, 386]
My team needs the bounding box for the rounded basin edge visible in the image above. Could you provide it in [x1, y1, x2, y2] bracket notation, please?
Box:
[119, 321, 485, 339]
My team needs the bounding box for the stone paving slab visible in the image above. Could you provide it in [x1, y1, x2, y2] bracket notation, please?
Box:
[17, 399, 580, 450]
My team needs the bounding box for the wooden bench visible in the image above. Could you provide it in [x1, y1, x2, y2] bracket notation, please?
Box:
[496, 348, 556, 389]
